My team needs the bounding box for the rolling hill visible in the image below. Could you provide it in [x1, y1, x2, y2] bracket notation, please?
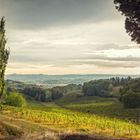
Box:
[6, 74, 140, 87]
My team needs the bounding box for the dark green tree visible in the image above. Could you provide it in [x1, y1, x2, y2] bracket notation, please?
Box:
[114, 0, 140, 45]
[51, 87, 63, 100]
[0, 17, 10, 98]
[82, 80, 112, 97]
[23, 86, 46, 102]
[121, 90, 140, 108]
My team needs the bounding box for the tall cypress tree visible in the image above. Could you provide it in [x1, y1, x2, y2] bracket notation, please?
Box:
[0, 17, 10, 98]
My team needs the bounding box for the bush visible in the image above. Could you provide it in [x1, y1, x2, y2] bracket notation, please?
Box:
[121, 91, 140, 108]
[5, 92, 26, 107]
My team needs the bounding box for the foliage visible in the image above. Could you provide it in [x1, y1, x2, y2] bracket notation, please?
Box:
[120, 78, 140, 108]
[110, 76, 131, 87]
[82, 77, 132, 97]
[121, 90, 140, 108]
[51, 84, 82, 100]
[51, 87, 64, 100]
[23, 86, 46, 102]
[121, 78, 140, 93]
[6, 80, 82, 102]
[83, 80, 112, 97]
[0, 17, 9, 98]
[5, 92, 26, 107]
[114, 0, 140, 45]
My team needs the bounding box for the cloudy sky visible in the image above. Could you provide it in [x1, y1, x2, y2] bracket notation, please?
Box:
[0, 0, 140, 75]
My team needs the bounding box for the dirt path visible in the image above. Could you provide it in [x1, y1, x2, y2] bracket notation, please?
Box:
[17, 132, 136, 140]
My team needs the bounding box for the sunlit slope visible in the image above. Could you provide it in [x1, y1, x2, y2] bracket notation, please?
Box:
[0, 98, 140, 139]
[57, 93, 140, 122]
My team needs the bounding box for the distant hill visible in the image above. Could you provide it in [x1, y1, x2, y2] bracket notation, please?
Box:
[6, 74, 140, 88]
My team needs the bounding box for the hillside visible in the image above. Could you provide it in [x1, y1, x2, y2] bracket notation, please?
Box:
[6, 74, 140, 87]
[0, 95, 140, 140]
[57, 93, 140, 123]
[1, 0, 140, 139]
[1, 77, 140, 139]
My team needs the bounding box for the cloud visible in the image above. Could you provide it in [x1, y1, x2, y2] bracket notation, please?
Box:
[1, 0, 140, 74]
[0, 0, 121, 29]
[72, 59, 140, 68]
[8, 41, 140, 69]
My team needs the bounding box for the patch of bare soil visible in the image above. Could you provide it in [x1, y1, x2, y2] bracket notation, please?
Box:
[23, 133, 137, 140]
[0, 132, 138, 140]
[0, 121, 23, 140]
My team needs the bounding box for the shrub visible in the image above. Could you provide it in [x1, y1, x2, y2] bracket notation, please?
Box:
[121, 91, 140, 108]
[5, 92, 26, 107]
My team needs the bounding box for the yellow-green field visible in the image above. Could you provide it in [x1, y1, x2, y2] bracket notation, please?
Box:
[0, 94, 140, 139]
[57, 93, 140, 122]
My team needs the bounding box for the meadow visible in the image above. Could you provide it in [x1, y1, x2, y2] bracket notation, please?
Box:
[0, 93, 140, 139]
[57, 93, 140, 123]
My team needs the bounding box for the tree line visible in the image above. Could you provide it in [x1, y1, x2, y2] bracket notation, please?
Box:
[82, 77, 131, 97]
[6, 80, 82, 102]
[83, 77, 140, 109]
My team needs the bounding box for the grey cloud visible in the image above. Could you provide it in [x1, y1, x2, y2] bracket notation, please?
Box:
[72, 59, 140, 68]
[9, 42, 140, 69]
[10, 42, 134, 52]
[0, 0, 120, 29]
[70, 53, 140, 68]
[79, 55, 140, 62]
[81, 44, 134, 51]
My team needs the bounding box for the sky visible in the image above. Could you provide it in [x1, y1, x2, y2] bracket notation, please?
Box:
[0, 0, 140, 75]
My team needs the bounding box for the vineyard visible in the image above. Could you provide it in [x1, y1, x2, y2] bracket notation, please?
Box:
[0, 96, 140, 139]
[57, 94, 140, 122]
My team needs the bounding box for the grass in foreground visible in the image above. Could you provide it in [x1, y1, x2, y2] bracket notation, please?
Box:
[0, 98, 140, 139]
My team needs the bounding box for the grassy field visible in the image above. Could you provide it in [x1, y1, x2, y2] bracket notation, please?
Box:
[57, 93, 140, 123]
[0, 94, 140, 139]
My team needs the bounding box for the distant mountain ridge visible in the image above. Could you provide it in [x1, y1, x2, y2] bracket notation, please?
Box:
[6, 74, 140, 87]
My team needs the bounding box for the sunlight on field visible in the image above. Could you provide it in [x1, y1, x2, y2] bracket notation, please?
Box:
[0, 98, 140, 139]
[57, 95, 140, 121]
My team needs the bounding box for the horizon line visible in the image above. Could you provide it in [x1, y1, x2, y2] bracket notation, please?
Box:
[6, 73, 140, 76]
